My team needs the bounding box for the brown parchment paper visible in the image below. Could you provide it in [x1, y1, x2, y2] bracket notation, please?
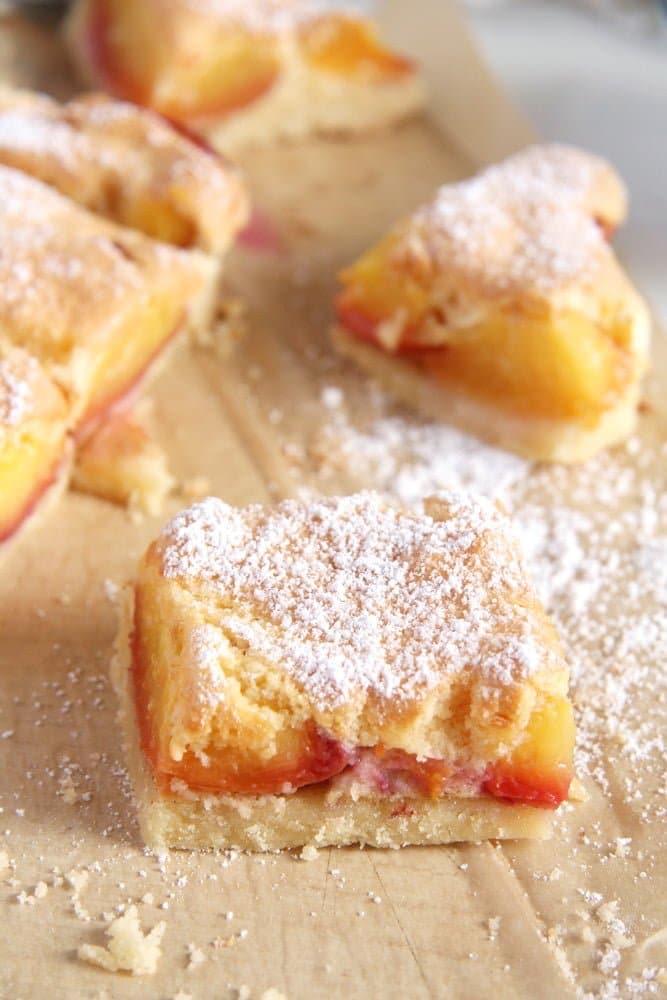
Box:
[0, 8, 665, 1000]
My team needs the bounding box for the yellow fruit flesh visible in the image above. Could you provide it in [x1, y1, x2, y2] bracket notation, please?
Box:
[0, 426, 65, 540]
[75, 293, 184, 430]
[337, 241, 634, 423]
[299, 16, 415, 81]
[93, 0, 279, 120]
[483, 694, 575, 806]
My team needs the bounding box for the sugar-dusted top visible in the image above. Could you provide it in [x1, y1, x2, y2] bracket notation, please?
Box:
[0, 90, 248, 253]
[0, 351, 35, 428]
[401, 144, 626, 303]
[155, 492, 562, 710]
[0, 165, 206, 373]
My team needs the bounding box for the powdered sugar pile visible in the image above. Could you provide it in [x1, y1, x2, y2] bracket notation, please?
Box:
[311, 388, 528, 506]
[158, 491, 558, 709]
[514, 440, 667, 793]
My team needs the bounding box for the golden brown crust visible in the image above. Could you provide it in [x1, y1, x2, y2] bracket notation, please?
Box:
[134, 492, 571, 768]
[112, 586, 553, 851]
[0, 87, 249, 252]
[0, 164, 220, 420]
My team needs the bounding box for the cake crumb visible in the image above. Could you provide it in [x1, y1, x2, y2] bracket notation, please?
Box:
[77, 905, 166, 976]
[299, 845, 318, 862]
[487, 916, 501, 941]
[181, 476, 211, 501]
[186, 943, 206, 969]
[66, 868, 91, 922]
[612, 837, 632, 858]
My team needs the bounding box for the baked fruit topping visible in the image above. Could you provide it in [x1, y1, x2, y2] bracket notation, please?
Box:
[334, 145, 650, 462]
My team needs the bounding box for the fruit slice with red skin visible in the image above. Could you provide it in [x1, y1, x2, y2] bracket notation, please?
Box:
[482, 696, 575, 807]
[132, 593, 573, 806]
[150, 724, 354, 796]
[81, 0, 280, 121]
[131, 593, 353, 795]
[337, 270, 634, 423]
[0, 450, 64, 543]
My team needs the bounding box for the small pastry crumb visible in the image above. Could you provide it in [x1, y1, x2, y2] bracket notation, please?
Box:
[77, 905, 166, 976]
[186, 942, 206, 969]
[180, 476, 211, 501]
[299, 845, 319, 862]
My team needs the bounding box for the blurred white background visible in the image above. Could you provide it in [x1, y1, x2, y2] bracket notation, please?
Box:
[468, 1, 667, 317]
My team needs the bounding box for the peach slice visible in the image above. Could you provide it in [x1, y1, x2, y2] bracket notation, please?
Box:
[299, 15, 415, 82]
[336, 235, 635, 423]
[131, 593, 353, 796]
[0, 349, 69, 542]
[482, 695, 575, 807]
[81, 0, 280, 121]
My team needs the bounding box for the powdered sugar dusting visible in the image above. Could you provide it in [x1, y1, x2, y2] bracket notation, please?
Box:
[158, 492, 558, 709]
[0, 352, 35, 428]
[298, 379, 666, 803]
[403, 144, 619, 299]
[514, 439, 667, 791]
[310, 389, 528, 506]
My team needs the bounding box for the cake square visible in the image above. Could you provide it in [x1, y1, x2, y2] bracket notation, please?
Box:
[334, 145, 650, 463]
[0, 164, 221, 430]
[65, 0, 425, 153]
[114, 491, 576, 851]
[0, 87, 249, 252]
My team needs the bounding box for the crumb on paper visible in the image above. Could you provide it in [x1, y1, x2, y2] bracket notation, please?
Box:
[186, 943, 206, 969]
[487, 916, 501, 941]
[77, 905, 166, 976]
[612, 837, 632, 858]
[180, 476, 211, 501]
[299, 844, 318, 861]
[66, 868, 91, 922]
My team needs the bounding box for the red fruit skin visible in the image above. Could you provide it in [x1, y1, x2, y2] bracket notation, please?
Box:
[482, 763, 572, 809]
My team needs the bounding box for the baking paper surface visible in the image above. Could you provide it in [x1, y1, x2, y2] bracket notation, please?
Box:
[0, 9, 665, 1000]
